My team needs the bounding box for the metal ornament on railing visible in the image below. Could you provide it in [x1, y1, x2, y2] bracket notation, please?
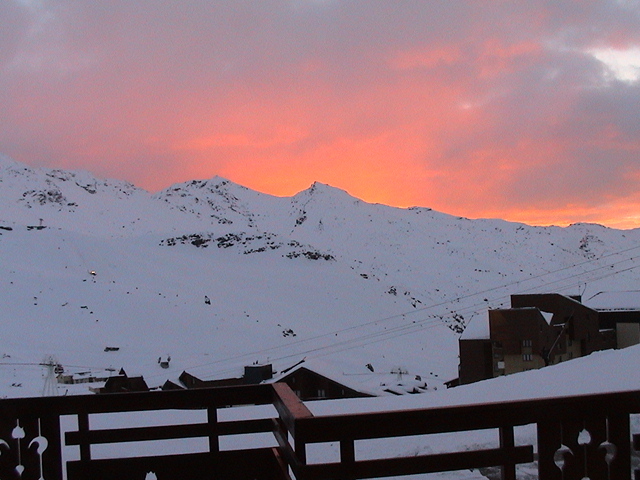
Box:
[549, 420, 618, 480]
[12, 420, 25, 477]
[0, 418, 50, 479]
[29, 419, 49, 480]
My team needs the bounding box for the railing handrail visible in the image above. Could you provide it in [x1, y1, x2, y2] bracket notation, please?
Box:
[0, 382, 275, 415]
[298, 388, 640, 442]
[0, 384, 637, 479]
[277, 387, 639, 480]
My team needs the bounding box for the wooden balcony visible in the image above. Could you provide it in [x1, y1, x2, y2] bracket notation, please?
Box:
[0, 382, 638, 479]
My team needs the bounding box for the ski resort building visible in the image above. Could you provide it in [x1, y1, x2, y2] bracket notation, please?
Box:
[93, 369, 150, 393]
[167, 359, 428, 400]
[268, 364, 373, 401]
[458, 293, 618, 385]
[166, 364, 369, 400]
[584, 290, 640, 348]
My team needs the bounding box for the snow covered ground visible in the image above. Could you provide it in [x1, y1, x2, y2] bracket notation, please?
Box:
[2, 154, 640, 400]
[2, 154, 640, 478]
[63, 348, 640, 480]
[295, 346, 640, 479]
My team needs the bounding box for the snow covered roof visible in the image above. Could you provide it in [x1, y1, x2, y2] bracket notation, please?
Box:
[459, 315, 490, 340]
[584, 291, 640, 311]
[269, 358, 436, 396]
[540, 310, 554, 324]
[308, 343, 640, 416]
[459, 307, 553, 341]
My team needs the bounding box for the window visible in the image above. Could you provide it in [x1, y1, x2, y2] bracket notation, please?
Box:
[522, 340, 533, 347]
[317, 389, 326, 398]
[568, 338, 572, 347]
[522, 354, 533, 362]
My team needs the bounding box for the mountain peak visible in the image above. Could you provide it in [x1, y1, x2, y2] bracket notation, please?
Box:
[297, 181, 357, 202]
[162, 175, 247, 193]
[0, 154, 32, 172]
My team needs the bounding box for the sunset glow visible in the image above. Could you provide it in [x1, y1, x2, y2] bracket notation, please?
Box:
[1, 1, 639, 228]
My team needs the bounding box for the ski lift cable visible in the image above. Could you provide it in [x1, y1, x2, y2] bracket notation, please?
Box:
[182, 250, 640, 376]
[75, 244, 640, 382]
[176, 247, 640, 369]
[299, 264, 640, 365]
[153, 256, 640, 381]
[0, 362, 117, 371]
[157, 320, 451, 383]
[404, 244, 640, 316]
[170, 249, 640, 379]
[320, 262, 640, 356]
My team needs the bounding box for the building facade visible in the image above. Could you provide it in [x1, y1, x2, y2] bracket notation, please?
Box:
[459, 293, 616, 385]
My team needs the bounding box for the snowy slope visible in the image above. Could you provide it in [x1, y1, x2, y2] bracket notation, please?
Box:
[0, 154, 204, 236]
[1, 155, 640, 400]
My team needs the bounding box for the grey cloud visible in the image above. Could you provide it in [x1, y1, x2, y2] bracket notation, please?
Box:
[1, 1, 639, 223]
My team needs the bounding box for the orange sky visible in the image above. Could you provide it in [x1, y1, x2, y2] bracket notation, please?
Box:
[1, 1, 640, 228]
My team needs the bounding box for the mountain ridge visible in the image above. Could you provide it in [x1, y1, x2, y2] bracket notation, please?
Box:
[1, 155, 640, 398]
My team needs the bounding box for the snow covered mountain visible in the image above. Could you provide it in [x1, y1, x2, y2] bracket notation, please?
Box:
[1, 154, 640, 398]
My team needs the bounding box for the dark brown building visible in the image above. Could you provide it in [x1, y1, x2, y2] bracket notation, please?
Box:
[171, 361, 374, 400]
[585, 291, 640, 348]
[97, 371, 149, 393]
[272, 366, 373, 401]
[459, 293, 616, 385]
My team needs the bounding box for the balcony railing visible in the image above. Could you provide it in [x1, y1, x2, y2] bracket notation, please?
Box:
[0, 382, 638, 479]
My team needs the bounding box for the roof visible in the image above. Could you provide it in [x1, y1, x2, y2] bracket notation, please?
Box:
[585, 291, 640, 311]
[268, 358, 436, 396]
[307, 343, 640, 417]
[540, 310, 554, 324]
[459, 315, 490, 340]
[460, 307, 553, 341]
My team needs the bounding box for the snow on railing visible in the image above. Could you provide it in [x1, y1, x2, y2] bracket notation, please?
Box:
[0, 384, 638, 479]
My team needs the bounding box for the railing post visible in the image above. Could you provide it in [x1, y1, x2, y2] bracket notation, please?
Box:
[340, 438, 355, 480]
[294, 435, 307, 465]
[271, 382, 314, 479]
[207, 406, 219, 480]
[77, 411, 91, 463]
[608, 412, 631, 480]
[499, 425, 516, 480]
[293, 431, 308, 480]
[39, 414, 64, 480]
[537, 421, 563, 480]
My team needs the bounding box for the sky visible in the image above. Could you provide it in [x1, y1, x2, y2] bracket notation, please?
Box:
[1, 1, 640, 229]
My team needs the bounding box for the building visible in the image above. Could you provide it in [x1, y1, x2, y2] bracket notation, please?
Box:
[94, 369, 149, 393]
[269, 365, 373, 401]
[584, 291, 640, 348]
[170, 364, 276, 390]
[458, 293, 617, 385]
[171, 359, 430, 399]
[171, 362, 373, 400]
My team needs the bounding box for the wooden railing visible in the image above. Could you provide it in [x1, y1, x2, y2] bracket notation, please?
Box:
[0, 383, 638, 479]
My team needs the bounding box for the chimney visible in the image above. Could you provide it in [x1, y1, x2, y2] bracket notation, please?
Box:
[244, 364, 273, 384]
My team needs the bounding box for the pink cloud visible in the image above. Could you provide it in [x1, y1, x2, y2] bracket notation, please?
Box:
[1, 1, 639, 228]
